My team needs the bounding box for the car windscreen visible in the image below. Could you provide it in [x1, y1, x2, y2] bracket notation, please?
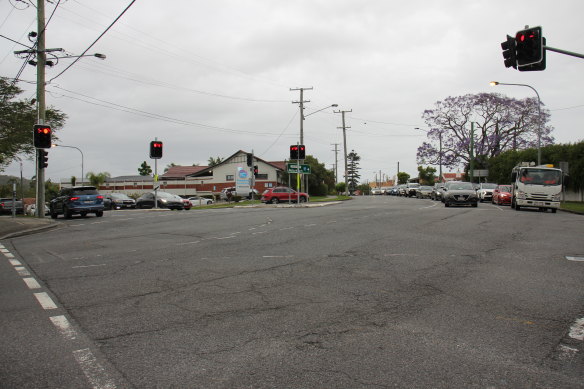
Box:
[448, 183, 474, 190]
[481, 183, 498, 189]
[110, 193, 130, 199]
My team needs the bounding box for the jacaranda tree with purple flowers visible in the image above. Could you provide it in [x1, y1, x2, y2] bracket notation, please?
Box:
[416, 93, 554, 171]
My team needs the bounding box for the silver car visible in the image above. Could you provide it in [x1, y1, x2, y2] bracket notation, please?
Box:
[443, 182, 478, 208]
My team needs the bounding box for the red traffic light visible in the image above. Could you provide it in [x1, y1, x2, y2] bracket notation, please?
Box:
[150, 141, 163, 159]
[33, 124, 52, 148]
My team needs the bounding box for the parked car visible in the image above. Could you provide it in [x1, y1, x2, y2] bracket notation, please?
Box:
[261, 187, 309, 204]
[103, 193, 136, 210]
[416, 186, 433, 199]
[182, 198, 192, 210]
[476, 183, 498, 202]
[492, 185, 512, 205]
[0, 198, 24, 215]
[188, 196, 214, 206]
[50, 186, 104, 219]
[220, 187, 260, 201]
[405, 182, 420, 197]
[443, 181, 478, 208]
[431, 183, 445, 201]
[25, 203, 50, 216]
[135, 191, 184, 210]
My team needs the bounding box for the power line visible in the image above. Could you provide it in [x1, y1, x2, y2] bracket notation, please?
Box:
[49, 0, 137, 82]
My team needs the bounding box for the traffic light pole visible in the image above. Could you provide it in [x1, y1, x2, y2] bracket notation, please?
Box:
[544, 45, 584, 59]
[35, 0, 46, 218]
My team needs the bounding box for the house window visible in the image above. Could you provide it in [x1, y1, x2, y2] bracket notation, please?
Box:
[226, 175, 234, 181]
[265, 183, 273, 188]
[256, 174, 268, 180]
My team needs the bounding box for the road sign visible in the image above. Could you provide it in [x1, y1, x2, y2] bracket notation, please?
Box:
[287, 163, 311, 174]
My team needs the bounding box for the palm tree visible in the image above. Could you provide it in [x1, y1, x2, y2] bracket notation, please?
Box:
[207, 156, 224, 167]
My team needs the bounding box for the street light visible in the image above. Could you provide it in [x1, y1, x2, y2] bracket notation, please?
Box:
[52, 144, 84, 186]
[304, 103, 338, 118]
[490, 81, 542, 165]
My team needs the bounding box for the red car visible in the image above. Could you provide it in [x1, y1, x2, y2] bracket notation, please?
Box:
[492, 185, 512, 205]
[182, 198, 192, 210]
[261, 187, 309, 204]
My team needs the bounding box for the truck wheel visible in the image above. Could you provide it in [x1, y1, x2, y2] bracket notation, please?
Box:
[551, 208, 557, 213]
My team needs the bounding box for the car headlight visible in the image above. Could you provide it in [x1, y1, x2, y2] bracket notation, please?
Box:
[516, 191, 526, 199]
[552, 193, 561, 201]
[160, 198, 168, 203]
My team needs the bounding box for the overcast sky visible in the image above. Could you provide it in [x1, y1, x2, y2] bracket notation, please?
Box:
[1, 0, 583, 185]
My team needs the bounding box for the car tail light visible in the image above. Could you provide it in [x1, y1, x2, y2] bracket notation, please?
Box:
[96, 195, 103, 199]
[69, 196, 79, 201]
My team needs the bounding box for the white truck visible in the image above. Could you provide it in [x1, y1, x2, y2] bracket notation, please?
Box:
[511, 162, 564, 213]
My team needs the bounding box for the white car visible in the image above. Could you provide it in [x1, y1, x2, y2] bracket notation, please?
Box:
[476, 183, 498, 202]
[188, 196, 214, 206]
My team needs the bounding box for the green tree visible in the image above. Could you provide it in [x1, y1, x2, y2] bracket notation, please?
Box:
[45, 179, 60, 201]
[356, 183, 371, 195]
[304, 155, 335, 196]
[138, 161, 152, 176]
[417, 166, 437, 185]
[347, 150, 361, 194]
[397, 172, 410, 184]
[207, 156, 224, 167]
[85, 171, 110, 188]
[71, 176, 77, 186]
[0, 77, 67, 171]
[335, 182, 346, 194]
[164, 163, 177, 173]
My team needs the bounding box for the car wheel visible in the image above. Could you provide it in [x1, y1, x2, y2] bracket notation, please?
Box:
[50, 210, 58, 219]
[272, 198, 279, 204]
[80, 212, 88, 217]
[96, 210, 103, 217]
[299, 196, 307, 203]
[63, 205, 72, 219]
[472, 203, 478, 208]
[445, 202, 450, 207]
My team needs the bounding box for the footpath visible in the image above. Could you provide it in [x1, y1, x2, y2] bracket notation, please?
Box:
[0, 216, 58, 240]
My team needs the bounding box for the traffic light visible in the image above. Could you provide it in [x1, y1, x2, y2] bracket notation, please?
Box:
[290, 145, 299, 159]
[246, 153, 253, 167]
[150, 141, 163, 159]
[501, 35, 517, 69]
[298, 145, 306, 159]
[253, 165, 259, 177]
[33, 124, 52, 148]
[516, 26, 545, 70]
[38, 149, 49, 169]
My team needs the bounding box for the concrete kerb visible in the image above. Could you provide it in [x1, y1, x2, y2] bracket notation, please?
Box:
[234, 201, 343, 209]
[0, 217, 60, 240]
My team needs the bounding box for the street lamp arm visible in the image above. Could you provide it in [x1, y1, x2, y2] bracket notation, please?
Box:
[52, 144, 84, 185]
[304, 104, 338, 118]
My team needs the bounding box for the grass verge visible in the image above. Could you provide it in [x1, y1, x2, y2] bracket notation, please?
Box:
[561, 201, 584, 214]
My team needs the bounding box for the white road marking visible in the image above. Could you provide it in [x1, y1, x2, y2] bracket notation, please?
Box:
[215, 236, 235, 240]
[72, 264, 106, 269]
[1, 248, 9, 253]
[22, 277, 41, 289]
[176, 241, 200, 246]
[15, 266, 30, 276]
[50, 315, 77, 340]
[73, 348, 117, 389]
[304, 224, 317, 227]
[252, 231, 268, 235]
[326, 220, 337, 224]
[33, 292, 58, 310]
[262, 255, 294, 258]
[566, 256, 584, 262]
[9, 258, 22, 266]
[279, 227, 295, 231]
[3, 252, 15, 258]
[568, 318, 584, 340]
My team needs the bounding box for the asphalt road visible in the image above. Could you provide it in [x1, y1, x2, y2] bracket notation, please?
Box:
[2, 196, 584, 388]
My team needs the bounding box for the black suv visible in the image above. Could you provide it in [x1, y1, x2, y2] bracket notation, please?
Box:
[50, 186, 105, 219]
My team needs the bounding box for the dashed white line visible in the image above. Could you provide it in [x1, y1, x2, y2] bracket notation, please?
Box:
[8, 258, 22, 266]
[33, 292, 58, 310]
[176, 241, 200, 246]
[279, 227, 295, 231]
[22, 277, 41, 289]
[3, 252, 15, 258]
[252, 231, 268, 235]
[72, 264, 106, 269]
[50, 315, 77, 340]
[14, 266, 30, 276]
[569, 318, 584, 340]
[73, 348, 117, 389]
[566, 256, 584, 262]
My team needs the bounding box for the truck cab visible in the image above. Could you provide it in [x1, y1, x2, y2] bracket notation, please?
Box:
[511, 163, 564, 213]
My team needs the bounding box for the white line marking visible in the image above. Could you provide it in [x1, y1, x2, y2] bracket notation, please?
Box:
[215, 236, 235, 240]
[3, 252, 15, 258]
[50, 315, 77, 340]
[176, 241, 200, 246]
[1, 248, 9, 253]
[72, 264, 106, 269]
[73, 348, 117, 389]
[566, 256, 584, 262]
[304, 224, 317, 227]
[252, 231, 268, 235]
[279, 227, 295, 231]
[568, 318, 584, 340]
[9, 258, 22, 266]
[23, 277, 41, 289]
[326, 220, 337, 224]
[34, 292, 58, 310]
[15, 266, 30, 276]
[262, 255, 294, 258]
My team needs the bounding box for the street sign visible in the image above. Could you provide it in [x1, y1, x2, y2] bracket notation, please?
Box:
[286, 163, 311, 174]
[473, 169, 489, 177]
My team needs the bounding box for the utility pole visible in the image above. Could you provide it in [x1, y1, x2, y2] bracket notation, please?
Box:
[35, 0, 46, 218]
[290, 87, 312, 145]
[331, 143, 339, 183]
[334, 109, 351, 195]
[470, 122, 475, 183]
